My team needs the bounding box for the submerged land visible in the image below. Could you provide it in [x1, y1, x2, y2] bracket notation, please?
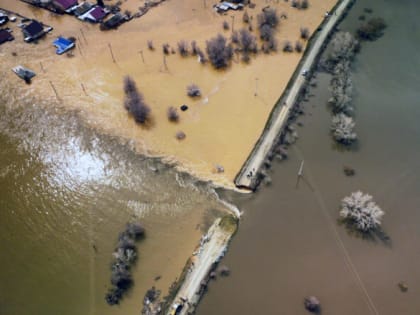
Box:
[0, 0, 336, 189]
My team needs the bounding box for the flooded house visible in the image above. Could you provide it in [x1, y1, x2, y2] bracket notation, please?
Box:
[52, 0, 79, 13]
[0, 29, 14, 45]
[78, 6, 108, 22]
[22, 20, 46, 42]
[73, 2, 94, 17]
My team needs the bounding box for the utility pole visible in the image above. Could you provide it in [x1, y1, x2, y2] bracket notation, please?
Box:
[254, 77, 258, 96]
[231, 15, 235, 32]
[139, 50, 144, 63]
[108, 43, 116, 63]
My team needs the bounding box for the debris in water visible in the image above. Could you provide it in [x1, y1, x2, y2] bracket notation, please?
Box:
[304, 296, 320, 313]
[343, 166, 355, 176]
[219, 265, 230, 277]
[398, 281, 408, 292]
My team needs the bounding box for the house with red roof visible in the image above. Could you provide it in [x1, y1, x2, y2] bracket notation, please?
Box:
[78, 6, 108, 23]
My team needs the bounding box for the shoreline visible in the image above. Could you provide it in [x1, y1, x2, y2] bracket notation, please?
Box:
[234, 0, 355, 191]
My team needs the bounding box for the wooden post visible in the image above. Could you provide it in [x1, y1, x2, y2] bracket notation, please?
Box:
[49, 81, 59, 100]
[81, 83, 88, 96]
[298, 160, 304, 177]
[163, 55, 168, 70]
[108, 43, 116, 63]
[139, 50, 144, 63]
[80, 28, 88, 45]
[78, 44, 83, 56]
[40, 61, 45, 73]
[231, 15, 235, 32]
[254, 77, 258, 96]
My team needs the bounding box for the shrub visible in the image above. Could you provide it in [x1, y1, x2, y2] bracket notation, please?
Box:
[177, 40, 189, 56]
[223, 20, 229, 30]
[300, 27, 310, 40]
[340, 191, 384, 232]
[300, 0, 308, 9]
[291, 0, 299, 8]
[162, 43, 170, 55]
[167, 106, 179, 122]
[147, 40, 154, 50]
[196, 48, 207, 63]
[295, 41, 303, 52]
[123, 76, 151, 124]
[191, 40, 198, 55]
[206, 34, 233, 69]
[187, 84, 201, 97]
[243, 11, 250, 23]
[356, 17, 387, 41]
[282, 40, 293, 52]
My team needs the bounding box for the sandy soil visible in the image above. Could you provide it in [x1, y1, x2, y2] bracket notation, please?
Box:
[0, 0, 336, 188]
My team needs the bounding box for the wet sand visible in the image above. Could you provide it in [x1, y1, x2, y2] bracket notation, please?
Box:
[0, 0, 336, 188]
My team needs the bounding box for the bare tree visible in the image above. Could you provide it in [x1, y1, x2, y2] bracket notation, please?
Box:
[282, 40, 293, 52]
[123, 76, 151, 124]
[300, 0, 309, 9]
[206, 34, 233, 69]
[242, 11, 250, 23]
[177, 40, 189, 56]
[239, 28, 258, 53]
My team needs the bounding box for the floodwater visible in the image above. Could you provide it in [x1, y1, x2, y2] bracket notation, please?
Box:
[198, 0, 420, 314]
[0, 92, 229, 315]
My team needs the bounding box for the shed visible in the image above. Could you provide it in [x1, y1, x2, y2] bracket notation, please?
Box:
[53, 37, 75, 54]
[73, 2, 94, 16]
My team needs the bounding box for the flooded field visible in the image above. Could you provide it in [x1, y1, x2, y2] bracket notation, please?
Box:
[198, 0, 420, 314]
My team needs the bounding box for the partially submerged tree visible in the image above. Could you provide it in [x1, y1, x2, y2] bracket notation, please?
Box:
[187, 84, 201, 97]
[242, 10, 250, 23]
[177, 40, 189, 56]
[105, 222, 145, 305]
[331, 113, 357, 144]
[257, 8, 279, 53]
[300, 27, 310, 40]
[147, 40, 154, 50]
[357, 17, 387, 41]
[340, 191, 384, 232]
[123, 76, 151, 124]
[206, 34, 233, 69]
[282, 40, 293, 52]
[167, 106, 179, 122]
[162, 43, 170, 55]
[295, 41, 303, 53]
[223, 20, 230, 30]
[327, 32, 359, 66]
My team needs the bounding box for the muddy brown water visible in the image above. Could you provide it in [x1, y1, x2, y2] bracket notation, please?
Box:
[198, 0, 420, 314]
[0, 100, 229, 315]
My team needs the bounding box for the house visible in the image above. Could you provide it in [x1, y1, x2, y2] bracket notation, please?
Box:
[73, 2, 94, 16]
[53, 36, 75, 54]
[22, 20, 46, 42]
[52, 0, 79, 13]
[0, 29, 14, 45]
[79, 6, 108, 22]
